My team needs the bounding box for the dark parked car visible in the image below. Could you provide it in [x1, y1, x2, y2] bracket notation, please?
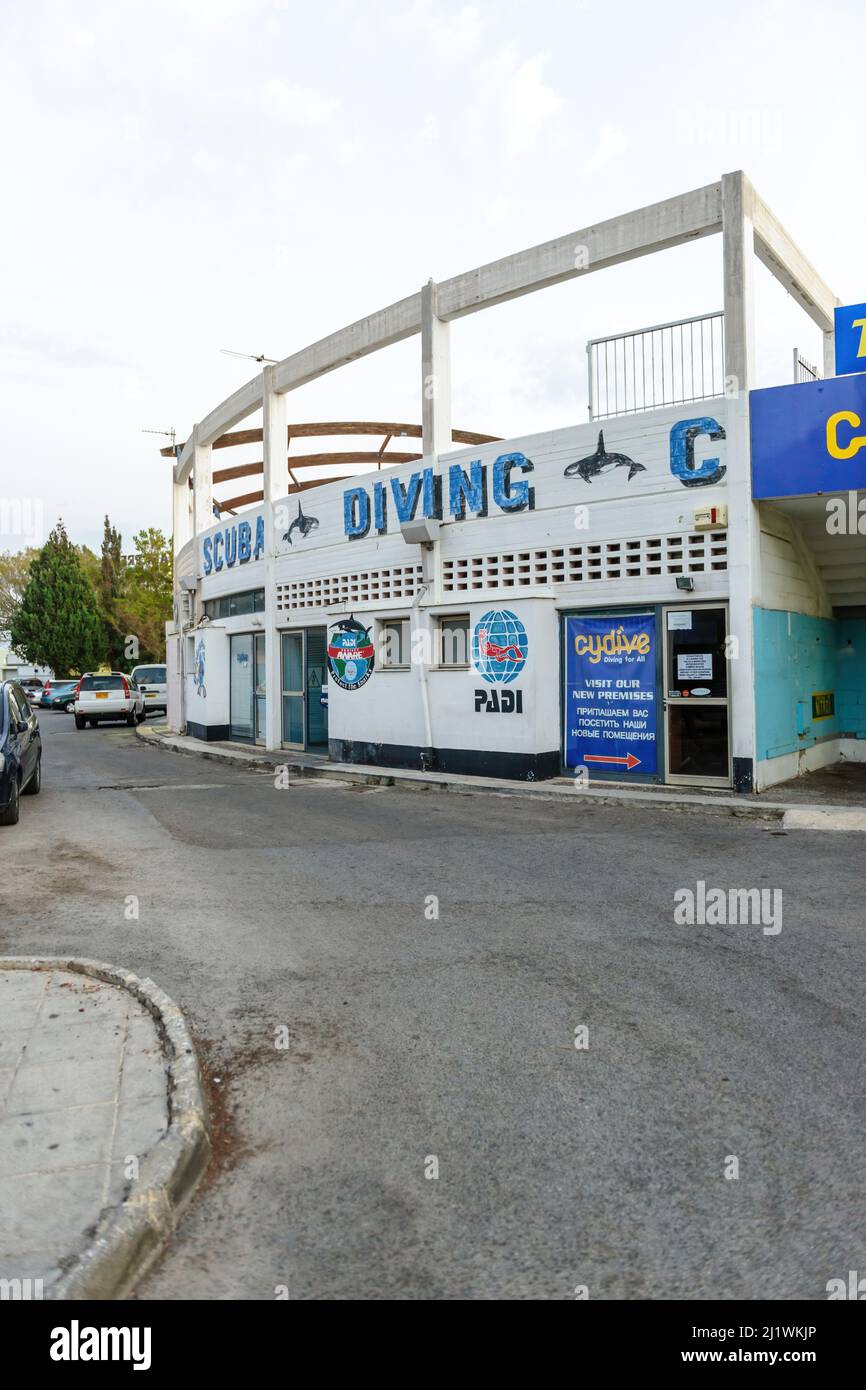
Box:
[0, 680, 42, 825]
[39, 680, 79, 712]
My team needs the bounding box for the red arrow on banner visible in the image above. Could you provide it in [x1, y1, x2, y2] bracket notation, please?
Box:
[584, 753, 641, 770]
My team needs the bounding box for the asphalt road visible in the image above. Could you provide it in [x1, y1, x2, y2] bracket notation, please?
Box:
[3, 714, 864, 1300]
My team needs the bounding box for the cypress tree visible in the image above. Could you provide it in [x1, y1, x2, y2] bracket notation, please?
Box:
[100, 514, 125, 667]
[10, 520, 105, 676]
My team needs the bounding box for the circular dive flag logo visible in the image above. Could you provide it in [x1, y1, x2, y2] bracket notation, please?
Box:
[327, 616, 374, 690]
[472, 609, 528, 685]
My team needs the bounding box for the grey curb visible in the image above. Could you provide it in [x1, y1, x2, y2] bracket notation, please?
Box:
[135, 723, 788, 823]
[0, 956, 211, 1301]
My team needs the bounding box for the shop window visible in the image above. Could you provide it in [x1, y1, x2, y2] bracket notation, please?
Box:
[436, 614, 470, 667]
[203, 588, 265, 619]
[380, 618, 410, 669]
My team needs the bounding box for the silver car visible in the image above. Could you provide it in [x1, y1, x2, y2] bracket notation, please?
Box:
[130, 662, 167, 715]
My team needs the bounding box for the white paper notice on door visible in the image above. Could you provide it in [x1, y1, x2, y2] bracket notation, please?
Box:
[667, 611, 693, 630]
[677, 652, 713, 680]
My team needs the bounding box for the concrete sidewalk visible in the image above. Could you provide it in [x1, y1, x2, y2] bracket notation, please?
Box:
[0, 960, 209, 1300]
[137, 724, 866, 832]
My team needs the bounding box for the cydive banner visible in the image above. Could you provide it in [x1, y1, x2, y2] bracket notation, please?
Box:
[564, 614, 658, 775]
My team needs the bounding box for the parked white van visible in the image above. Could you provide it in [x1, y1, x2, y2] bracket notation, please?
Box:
[131, 663, 167, 715]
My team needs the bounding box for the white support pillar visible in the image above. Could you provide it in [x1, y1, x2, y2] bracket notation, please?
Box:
[191, 426, 213, 541]
[262, 366, 287, 753]
[421, 280, 451, 608]
[170, 445, 192, 738]
[421, 279, 452, 458]
[172, 470, 192, 555]
[722, 171, 759, 793]
[822, 329, 836, 380]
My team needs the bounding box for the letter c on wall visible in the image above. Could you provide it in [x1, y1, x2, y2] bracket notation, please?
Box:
[670, 418, 727, 488]
[826, 410, 866, 460]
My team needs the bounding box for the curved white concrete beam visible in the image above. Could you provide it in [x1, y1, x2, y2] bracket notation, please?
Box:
[174, 173, 838, 484]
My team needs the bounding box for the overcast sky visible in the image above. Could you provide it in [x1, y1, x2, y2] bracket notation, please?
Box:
[2, 0, 864, 554]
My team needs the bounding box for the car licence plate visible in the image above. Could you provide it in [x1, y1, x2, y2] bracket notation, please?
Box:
[96, 692, 108, 699]
[146, 692, 156, 698]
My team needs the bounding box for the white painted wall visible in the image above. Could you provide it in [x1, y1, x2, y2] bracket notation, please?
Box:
[177, 402, 733, 765]
[262, 406, 730, 585]
[184, 626, 230, 732]
[758, 504, 832, 618]
[326, 598, 560, 759]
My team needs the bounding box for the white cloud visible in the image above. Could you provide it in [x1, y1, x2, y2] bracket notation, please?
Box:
[175, 0, 247, 28]
[68, 28, 97, 51]
[263, 80, 338, 125]
[490, 45, 564, 158]
[336, 138, 362, 164]
[486, 194, 511, 226]
[433, 5, 482, 54]
[161, 49, 195, 80]
[582, 123, 628, 175]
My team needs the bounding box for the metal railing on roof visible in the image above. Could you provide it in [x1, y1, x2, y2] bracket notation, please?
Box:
[587, 311, 725, 420]
[793, 349, 821, 384]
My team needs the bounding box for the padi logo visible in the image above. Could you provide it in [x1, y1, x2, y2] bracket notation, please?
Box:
[202, 514, 265, 574]
[472, 609, 528, 685]
[327, 614, 374, 690]
[574, 624, 650, 665]
[50, 1320, 152, 1371]
[475, 688, 524, 714]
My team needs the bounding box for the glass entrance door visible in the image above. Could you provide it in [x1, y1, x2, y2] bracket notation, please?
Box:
[281, 632, 304, 748]
[230, 634, 255, 742]
[281, 629, 329, 750]
[230, 633, 266, 743]
[663, 605, 730, 786]
[306, 628, 328, 748]
[253, 632, 266, 746]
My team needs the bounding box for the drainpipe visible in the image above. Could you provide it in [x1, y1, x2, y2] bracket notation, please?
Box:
[412, 579, 434, 768]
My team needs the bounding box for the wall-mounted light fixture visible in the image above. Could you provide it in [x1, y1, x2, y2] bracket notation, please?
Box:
[675, 576, 695, 592]
[400, 517, 441, 546]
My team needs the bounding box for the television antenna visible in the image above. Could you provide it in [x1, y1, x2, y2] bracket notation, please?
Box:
[220, 348, 278, 364]
[141, 426, 177, 451]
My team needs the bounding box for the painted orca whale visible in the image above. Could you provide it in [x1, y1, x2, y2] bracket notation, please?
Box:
[332, 614, 372, 643]
[564, 430, 646, 483]
[283, 500, 319, 544]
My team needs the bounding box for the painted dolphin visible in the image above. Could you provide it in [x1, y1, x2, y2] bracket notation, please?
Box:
[332, 614, 372, 643]
[564, 430, 646, 483]
[283, 500, 319, 544]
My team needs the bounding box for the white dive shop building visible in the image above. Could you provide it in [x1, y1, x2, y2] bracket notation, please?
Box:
[165, 173, 866, 794]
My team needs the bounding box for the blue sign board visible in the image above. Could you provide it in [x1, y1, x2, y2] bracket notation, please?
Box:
[834, 302, 866, 377]
[564, 614, 657, 774]
[751, 374, 866, 499]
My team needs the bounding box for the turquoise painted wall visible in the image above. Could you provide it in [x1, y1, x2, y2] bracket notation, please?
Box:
[754, 610, 866, 763]
[836, 618, 866, 737]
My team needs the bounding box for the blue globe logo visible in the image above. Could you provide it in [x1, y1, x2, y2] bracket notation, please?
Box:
[472, 609, 528, 685]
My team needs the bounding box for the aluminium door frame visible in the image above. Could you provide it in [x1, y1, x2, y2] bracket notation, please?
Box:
[661, 601, 732, 789]
[229, 631, 259, 745]
[280, 628, 306, 751]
